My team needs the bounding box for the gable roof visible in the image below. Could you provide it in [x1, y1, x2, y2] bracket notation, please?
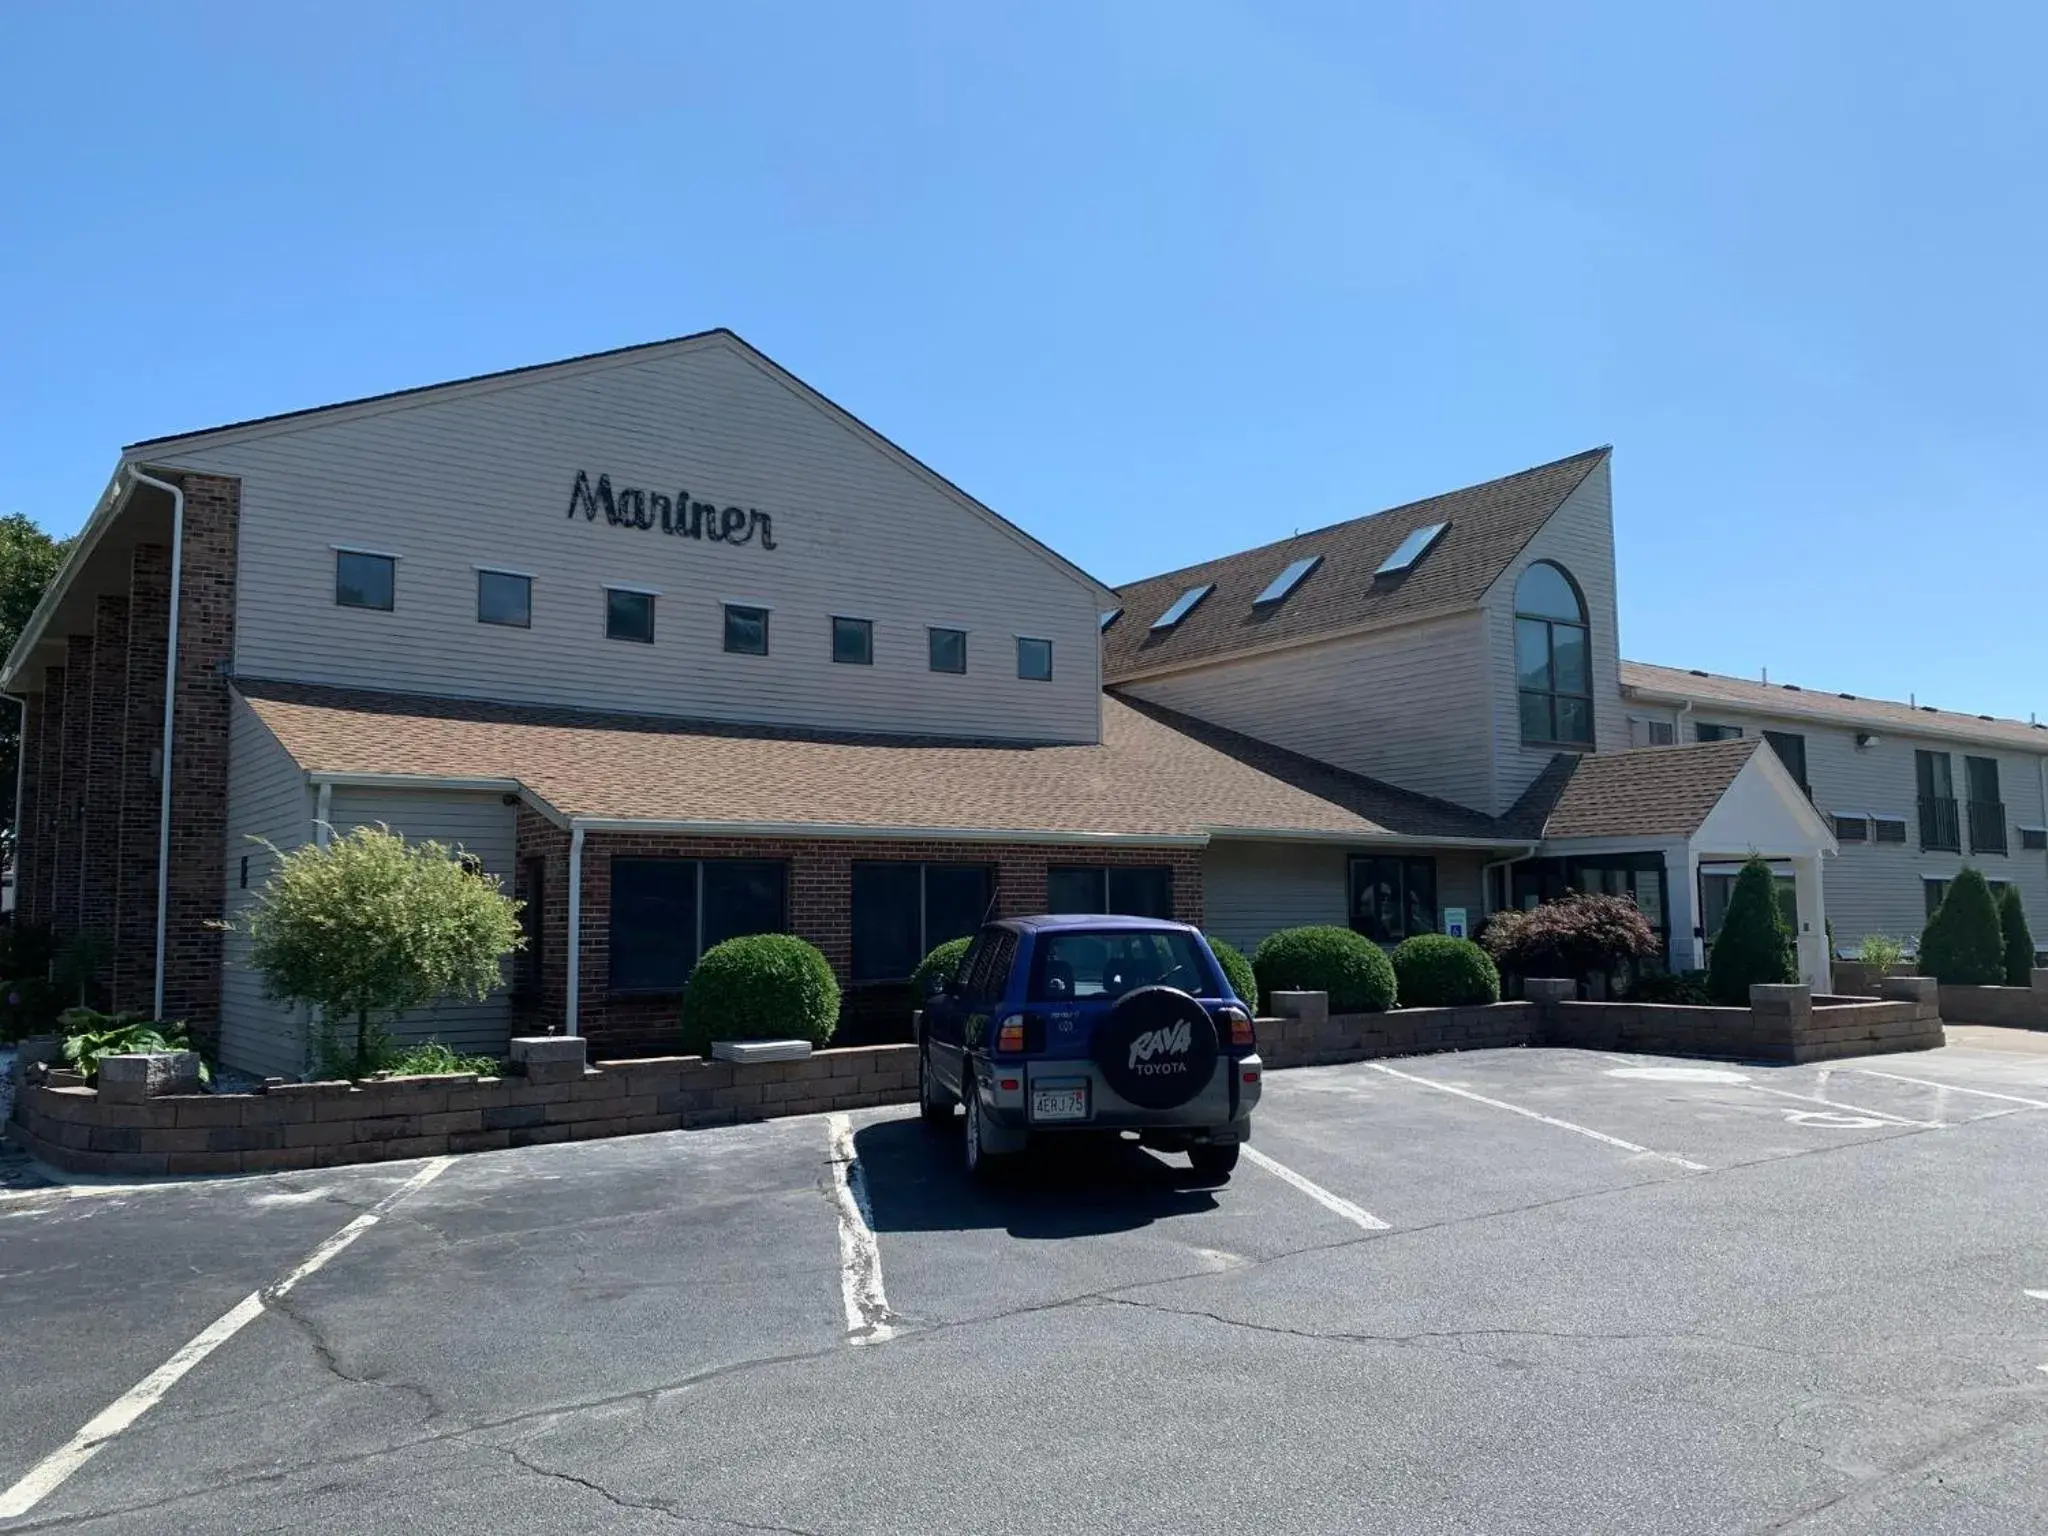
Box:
[123, 326, 1111, 599]
[1622, 661, 2048, 756]
[1536, 738, 1761, 840]
[1102, 447, 1609, 682]
[235, 679, 1528, 847]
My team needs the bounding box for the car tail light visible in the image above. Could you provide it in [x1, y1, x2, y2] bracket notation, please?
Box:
[1216, 1005, 1255, 1049]
[996, 1015, 1027, 1053]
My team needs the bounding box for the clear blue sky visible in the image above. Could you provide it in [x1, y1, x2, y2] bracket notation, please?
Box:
[3, 2, 2042, 720]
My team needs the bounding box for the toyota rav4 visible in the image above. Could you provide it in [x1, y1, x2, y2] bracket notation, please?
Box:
[916, 915, 1262, 1180]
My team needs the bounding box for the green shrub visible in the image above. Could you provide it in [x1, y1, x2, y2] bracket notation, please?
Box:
[238, 824, 525, 1078]
[1705, 856, 1797, 1005]
[1857, 934, 1905, 978]
[1919, 867, 2005, 986]
[681, 933, 840, 1055]
[58, 1009, 210, 1087]
[383, 1040, 502, 1077]
[1252, 925, 1397, 1014]
[910, 936, 973, 998]
[1998, 885, 2036, 987]
[1628, 969, 1710, 1005]
[1390, 934, 1499, 1007]
[1205, 935, 1258, 1007]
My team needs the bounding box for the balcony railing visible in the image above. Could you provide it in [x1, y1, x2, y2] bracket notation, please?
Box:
[1967, 799, 2009, 855]
[1919, 796, 1961, 853]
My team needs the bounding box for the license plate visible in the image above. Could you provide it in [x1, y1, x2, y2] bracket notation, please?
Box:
[1030, 1083, 1090, 1122]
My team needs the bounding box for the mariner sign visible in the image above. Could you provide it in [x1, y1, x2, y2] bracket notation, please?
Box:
[566, 470, 778, 550]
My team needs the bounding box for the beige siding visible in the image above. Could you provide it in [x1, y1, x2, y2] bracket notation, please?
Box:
[1202, 840, 1494, 958]
[1122, 611, 1494, 811]
[219, 700, 313, 1078]
[325, 788, 520, 1060]
[1481, 457, 1626, 814]
[1620, 699, 2048, 949]
[154, 335, 1103, 743]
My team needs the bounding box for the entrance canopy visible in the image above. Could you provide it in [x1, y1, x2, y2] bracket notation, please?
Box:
[1528, 738, 1839, 988]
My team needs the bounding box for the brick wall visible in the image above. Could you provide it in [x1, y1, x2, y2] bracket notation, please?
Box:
[80, 596, 130, 962]
[14, 690, 43, 930]
[114, 544, 171, 1012]
[51, 635, 95, 938]
[160, 476, 239, 1044]
[1259, 997, 1538, 1067]
[514, 821, 1202, 1058]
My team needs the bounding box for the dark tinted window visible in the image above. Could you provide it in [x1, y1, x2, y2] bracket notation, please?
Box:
[1047, 867, 1105, 914]
[606, 589, 654, 643]
[336, 551, 395, 611]
[725, 604, 769, 655]
[478, 570, 531, 628]
[1349, 855, 1438, 943]
[1016, 636, 1052, 681]
[832, 616, 873, 666]
[1047, 866, 1174, 919]
[1029, 930, 1213, 1002]
[611, 859, 697, 992]
[701, 860, 787, 951]
[929, 627, 966, 674]
[852, 863, 923, 983]
[924, 865, 992, 948]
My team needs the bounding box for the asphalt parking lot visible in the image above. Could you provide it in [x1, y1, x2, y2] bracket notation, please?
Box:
[3, 1029, 2047, 1535]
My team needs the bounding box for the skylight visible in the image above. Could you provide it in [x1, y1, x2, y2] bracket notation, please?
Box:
[1150, 583, 1214, 630]
[1254, 555, 1322, 606]
[1099, 608, 1122, 631]
[1375, 521, 1449, 576]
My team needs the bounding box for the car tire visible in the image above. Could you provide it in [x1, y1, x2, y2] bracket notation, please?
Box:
[918, 1044, 953, 1128]
[963, 1085, 1002, 1182]
[1188, 1142, 1240, 1180]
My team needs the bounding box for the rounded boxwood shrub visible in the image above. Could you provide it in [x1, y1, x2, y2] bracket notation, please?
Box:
[910, 936, 973, 998]
[1921, 867, 2006, 986]
[1391, 934, 1499, 1007]
[1205, 935, 1258, 1007]
[680, 934, 840, 1055]
[1706, 856, 1797, 1005]
[1252, 925, 1397, 1014]
[1998, 885, 2036, 987]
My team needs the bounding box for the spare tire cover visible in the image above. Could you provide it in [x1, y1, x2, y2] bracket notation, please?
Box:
[1092, 986, 1219, 1110]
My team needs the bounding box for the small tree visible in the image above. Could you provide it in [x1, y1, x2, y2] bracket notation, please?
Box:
[1998, 884, 2036, 987]
[1705, 856, 1797, 1005]
[1919, 867, 2005, 986]
[242, 825, 524, 1078]
[1484, 893, 1659, 989]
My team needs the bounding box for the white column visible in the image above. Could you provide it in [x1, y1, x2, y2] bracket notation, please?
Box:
[1791, 853, 1829, 991]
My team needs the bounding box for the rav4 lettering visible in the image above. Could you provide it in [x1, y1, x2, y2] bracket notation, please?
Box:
[1128, 1020, 1193, 1072]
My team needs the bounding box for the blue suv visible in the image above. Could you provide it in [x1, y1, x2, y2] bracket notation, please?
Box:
[916, 915, 1262, 1180]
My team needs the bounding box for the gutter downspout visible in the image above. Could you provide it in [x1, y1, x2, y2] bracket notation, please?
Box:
[1481, 843, 1543, 917]
[128, 469, 184, 1022]
[564, 823, 585, 1037]
[315, 781, 333, 849]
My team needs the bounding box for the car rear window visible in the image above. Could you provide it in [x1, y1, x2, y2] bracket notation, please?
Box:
[1028, 931, 1213, 1002]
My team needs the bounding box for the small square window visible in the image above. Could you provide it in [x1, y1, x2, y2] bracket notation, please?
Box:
[1872, 817, 1908, 845]
[1833, 814, 1869, 843]
[2022, 827, 2048, 852]
[1016, 637, 1052, 682]
[929, 627, 967, 674]
[724, 604, 769, 656]
[832, 616, 873, 666]
[606, 589, 654, 643]
[335, 551, 395, 611]
[478, 570, 532, 628]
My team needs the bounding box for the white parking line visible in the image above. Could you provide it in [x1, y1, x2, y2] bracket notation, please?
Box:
[826, 1115, 895, 1345]
[0, 1157, 451, 1523]
[1367, 1062, 1710, 1172]
[1851, 1070, 2048, 1111]
[1241, 1145, 1389, 1231]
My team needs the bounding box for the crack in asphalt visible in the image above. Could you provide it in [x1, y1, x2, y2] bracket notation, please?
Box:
[499, 1444, 829, 1535]
[1754, 1405, 2039, 1532]
[263, 1291, 445, 1422]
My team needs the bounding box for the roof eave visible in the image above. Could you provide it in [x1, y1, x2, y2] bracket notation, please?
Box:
[1623, 678, 2048, 757]
[0, 462, 135, 692]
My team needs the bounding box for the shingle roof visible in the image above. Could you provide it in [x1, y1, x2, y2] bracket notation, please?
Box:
[1622, 661, 2048, 755]
[1536, 738, 1761, 840]
[1103, 447, 1609, 682]
[236, 680, 1525, 845]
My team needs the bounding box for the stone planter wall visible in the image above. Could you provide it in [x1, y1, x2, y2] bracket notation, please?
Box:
[1936, 971, 2048, 1030]
[8, 1036, 917, 1177]
[1258, 995, 1539, 1068]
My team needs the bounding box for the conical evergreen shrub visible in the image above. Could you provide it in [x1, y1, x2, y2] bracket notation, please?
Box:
[1998, 884, 2036, 987]
[1705, 855, 1796, 1005]
[1919, 867, 2005, 985]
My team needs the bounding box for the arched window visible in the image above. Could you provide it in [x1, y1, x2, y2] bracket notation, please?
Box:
[1514, 561, 1593, 745]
